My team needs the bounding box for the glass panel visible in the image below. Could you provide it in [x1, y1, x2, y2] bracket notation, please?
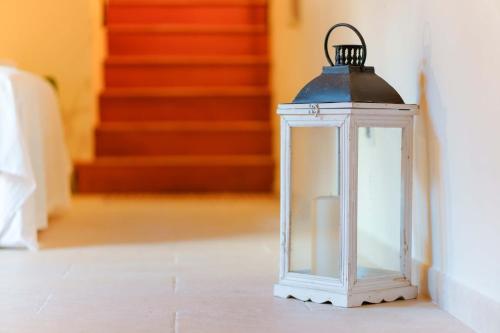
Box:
[357, 127, 403, 279]
[289, 126, 341, 279]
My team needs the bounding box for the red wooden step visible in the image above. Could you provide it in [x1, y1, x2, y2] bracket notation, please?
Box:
[75, 155, 274, 193]
[100, 87, 270, 122]
[105, 56, 269, 87]
[107, 0, 267, 25]
[95, 121, 272, 156]
[108, 25, 267, 56]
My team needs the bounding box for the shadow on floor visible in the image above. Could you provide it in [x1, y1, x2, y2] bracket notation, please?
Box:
[38, 194, 279, 249]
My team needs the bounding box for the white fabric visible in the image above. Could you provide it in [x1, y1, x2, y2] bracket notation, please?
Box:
[0, 66, 71, 249]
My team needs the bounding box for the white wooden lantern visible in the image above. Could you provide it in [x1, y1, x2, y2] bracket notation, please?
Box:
[273, 23, 419, 307]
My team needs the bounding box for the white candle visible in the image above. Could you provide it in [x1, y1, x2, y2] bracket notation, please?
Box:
[311, 196, 340, 278]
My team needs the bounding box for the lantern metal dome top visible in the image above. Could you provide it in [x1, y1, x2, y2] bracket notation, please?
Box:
[293, 23, 404, 104]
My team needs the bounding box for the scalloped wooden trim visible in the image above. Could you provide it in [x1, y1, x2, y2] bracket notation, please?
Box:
[274, 284, 349, 307]
[274, 284, 417, 308]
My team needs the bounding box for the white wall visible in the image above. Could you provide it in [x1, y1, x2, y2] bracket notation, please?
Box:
[0, 0, 104, 160]
[271, 0, 500, 331]
[357, 127, 402, 274]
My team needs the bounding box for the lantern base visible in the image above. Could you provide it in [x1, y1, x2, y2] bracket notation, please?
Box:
[274, 284, 417, 308]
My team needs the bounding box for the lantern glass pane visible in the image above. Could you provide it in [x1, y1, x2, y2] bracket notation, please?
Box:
[289, 126, 341, 279]
[356, 127, 403, 279]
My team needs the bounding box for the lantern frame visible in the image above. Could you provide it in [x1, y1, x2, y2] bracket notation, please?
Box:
[274, 102, 418, 307]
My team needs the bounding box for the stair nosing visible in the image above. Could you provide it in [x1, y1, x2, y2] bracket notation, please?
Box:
[101, 87, 271, 98]
[76, 155, 274, 167]
[108, 0, 267, 7]
[107, 24, 266, 34]
[96, 121, 271, 132]
[105, 55, 269, 66]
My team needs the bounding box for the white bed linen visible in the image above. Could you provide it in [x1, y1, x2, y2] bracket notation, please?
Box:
[0, 66, 71, 249]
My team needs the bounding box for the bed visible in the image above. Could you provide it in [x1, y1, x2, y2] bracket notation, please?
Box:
[0, 65, 72, 249]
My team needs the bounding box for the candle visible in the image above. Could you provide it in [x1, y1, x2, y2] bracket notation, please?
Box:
[311, 196, 340, 278]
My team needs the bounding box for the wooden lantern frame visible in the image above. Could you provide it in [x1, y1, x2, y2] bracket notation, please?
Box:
[274, 102, 419, 307]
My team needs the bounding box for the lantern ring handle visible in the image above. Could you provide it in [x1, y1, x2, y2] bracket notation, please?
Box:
[324, 23, 367, 67]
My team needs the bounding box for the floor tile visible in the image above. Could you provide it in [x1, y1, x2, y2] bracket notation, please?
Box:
[1, 195, 473, 333]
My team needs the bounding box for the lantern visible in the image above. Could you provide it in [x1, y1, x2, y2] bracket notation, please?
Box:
[273, 23, 418, 307]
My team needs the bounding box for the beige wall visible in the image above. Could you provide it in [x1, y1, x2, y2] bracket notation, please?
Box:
[271, 0, 500, 331]
[0, 0, 104, 160]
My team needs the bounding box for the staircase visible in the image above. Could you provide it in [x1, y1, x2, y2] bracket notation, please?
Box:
[76, 0, 274, 193]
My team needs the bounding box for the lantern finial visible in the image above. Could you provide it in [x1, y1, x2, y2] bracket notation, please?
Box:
[324, 23, 367, 67]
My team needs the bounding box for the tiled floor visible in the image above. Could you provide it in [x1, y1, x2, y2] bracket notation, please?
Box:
[0, 195, 473, 333]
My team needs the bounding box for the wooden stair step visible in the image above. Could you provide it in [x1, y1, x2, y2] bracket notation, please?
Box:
[107, 0, 267, 25]
[107, 24, 267, 56]
[75, 155, 274, 193]
[102, 86, 270, 97]
[100, 87, 270, 122]
[105, 56, 269, 87]
[95, 121, 272, 156]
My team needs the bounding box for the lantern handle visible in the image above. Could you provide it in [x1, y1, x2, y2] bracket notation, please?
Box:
[324, 23, 367, 68]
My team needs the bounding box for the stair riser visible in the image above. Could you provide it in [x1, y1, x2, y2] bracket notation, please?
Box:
[105, 63, 269, 87]
[100, 95, 270, 122]
[107, 5, 267, 25]
[95, 130, 272, 156]
[77, 164, 273, 193]
[108, 32, 267, 56]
